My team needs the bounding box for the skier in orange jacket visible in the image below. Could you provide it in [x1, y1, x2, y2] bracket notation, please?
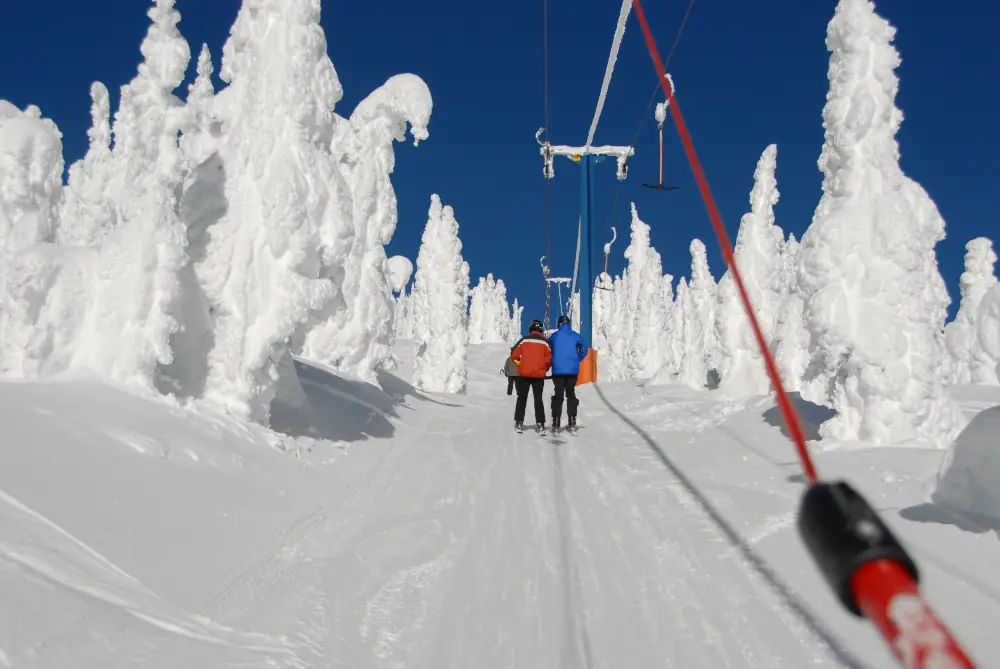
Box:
[510, 319, 552, 433]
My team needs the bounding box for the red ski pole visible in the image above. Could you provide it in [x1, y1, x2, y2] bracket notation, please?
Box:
[629, 1, 978, 666]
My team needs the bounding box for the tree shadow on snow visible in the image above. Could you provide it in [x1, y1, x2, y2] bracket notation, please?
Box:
[762, 392, 836, 442]
[593, 383, 868, 669]
[269, 357, 459, 444]
[899, 503, 1000, 539]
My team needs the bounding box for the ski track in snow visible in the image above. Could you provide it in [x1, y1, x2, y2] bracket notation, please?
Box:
[182, 379, 857, 668]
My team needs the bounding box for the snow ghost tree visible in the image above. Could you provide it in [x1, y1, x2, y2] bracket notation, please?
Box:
[302, 74, 432, 383]
[468, 274, 513, 344]
[771, 234, 810, 392]
[411, 195, 469, 393]
[623, 203, 667, 381]
[674, 277, 703, 388]
[468, 277, 487, 343]
[796, 0, 963, 446]
[0, 103, 63, 251]
[509, 297, 524, 342]
[716, 145, 785, 395]
[974, 284, 1000, 385]
[180, 44, 218, 167]
[944, 238, 998, 385]
[196, 0, 354, 420]
[0, 103, 68, 376]
[677, 239, 720, 388]
[60, 83, 116, 246]
[656, 273, 678, 381]
[0, 0, 192, 395]
[70, 0, 191, 395]
[388, 255, 414, 294]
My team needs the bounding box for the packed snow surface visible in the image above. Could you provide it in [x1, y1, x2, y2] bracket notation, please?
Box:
[2, 342, 999, 668]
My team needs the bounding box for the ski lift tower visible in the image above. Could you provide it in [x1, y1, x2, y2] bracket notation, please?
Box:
[537, 129, 633, 358]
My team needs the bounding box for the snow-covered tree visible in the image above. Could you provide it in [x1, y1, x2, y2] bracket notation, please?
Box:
[0, 103, 63, 251]
[975, 284, 1000, 384]
[468, 274, 513, 344]
[388, 255, 414, 294]
[593, 271, 614, 355]
[677, 239, 720, 388]
[302, 74, 432, 383]
[624, 203, 667, 380]
[198, 0, 350, 420]
[772, 234, 809, 391]
[716, 145, 785, 395]
[411, 194, 469, 393]
[180, 44, 218, 167]
[60, 84, 116, 246]
[945, 238, 998, 385]
[509, 297, 524, 343]
[0, 103, 69, 376]
[665, 276, 685, 380]
[796, 0, 963, 446]
[62, 0, 191, 396]
[468, 277, 487, 343]
[674, 277, 703, 387]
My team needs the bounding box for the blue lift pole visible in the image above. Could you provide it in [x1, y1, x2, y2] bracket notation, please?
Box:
[578, 155, 594, 348]
[536, 130, 633, 382]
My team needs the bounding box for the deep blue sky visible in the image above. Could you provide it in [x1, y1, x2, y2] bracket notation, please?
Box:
[2, 0, 996, 328]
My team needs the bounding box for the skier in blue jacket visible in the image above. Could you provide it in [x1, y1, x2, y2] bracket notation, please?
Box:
[547, 314, 588, 432]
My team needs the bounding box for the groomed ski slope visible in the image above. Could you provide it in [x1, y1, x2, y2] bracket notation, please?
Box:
[2, 343, 999, 668]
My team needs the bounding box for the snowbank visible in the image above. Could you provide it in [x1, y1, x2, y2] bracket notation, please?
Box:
[933, 406, 1000, 521]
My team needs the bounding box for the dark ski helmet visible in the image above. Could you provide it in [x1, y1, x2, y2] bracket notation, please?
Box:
[557, 314, 571, 327]
[529, 319, 545, 333]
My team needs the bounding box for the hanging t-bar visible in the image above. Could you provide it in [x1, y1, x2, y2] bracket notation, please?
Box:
[536, 128, 634, 181]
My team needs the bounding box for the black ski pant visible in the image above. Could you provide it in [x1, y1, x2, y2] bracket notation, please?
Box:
[507, 375, 515, 395]
[514, 377, 546, 425]
[550, 375, 579, 421]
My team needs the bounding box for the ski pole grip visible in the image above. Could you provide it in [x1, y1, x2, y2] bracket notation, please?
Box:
[797, 480, 918, 616]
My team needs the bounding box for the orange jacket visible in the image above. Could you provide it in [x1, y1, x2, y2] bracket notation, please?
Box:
[511, 331, 552, 378]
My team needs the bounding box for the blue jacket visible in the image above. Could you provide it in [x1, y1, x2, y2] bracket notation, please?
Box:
[548, 323, 588, 376]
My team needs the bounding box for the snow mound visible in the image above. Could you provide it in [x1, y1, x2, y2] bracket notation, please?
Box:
[933, 406, 1000, 521]
[388, 255, 414, 293]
